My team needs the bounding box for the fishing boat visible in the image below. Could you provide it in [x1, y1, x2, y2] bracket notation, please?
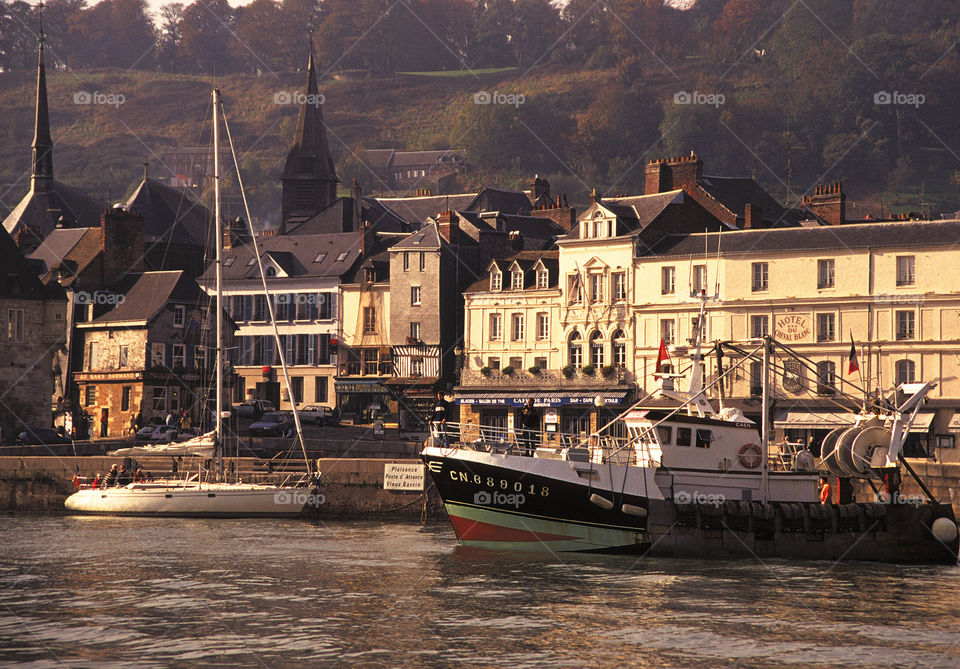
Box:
[65, 90, 317, 517]
[422, 298, 959, 563]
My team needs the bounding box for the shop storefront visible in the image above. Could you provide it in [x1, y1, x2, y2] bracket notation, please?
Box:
[335, 379, 392, 424]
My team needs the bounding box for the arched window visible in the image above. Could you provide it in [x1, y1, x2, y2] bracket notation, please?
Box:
[817, 360, 836, 395]
[612, 329, 626, 367]
[895, 359, 915, 385]
[266, 266, 276, 277]
[568, 331, 582, 368]
[590, 331, 605, 367]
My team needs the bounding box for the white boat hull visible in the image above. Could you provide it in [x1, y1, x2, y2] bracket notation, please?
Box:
[64, 482, 310, 517]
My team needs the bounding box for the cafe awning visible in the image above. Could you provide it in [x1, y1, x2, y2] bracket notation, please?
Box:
[454, 390, 628, 408]
[774, 409, 935, 433]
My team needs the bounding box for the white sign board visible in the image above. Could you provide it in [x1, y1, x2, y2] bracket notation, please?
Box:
[544, 409, 558, 424]
[384, 463, 425, 491]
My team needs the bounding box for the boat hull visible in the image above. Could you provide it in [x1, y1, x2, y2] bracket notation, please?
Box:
[64, 483, 309, 518]
[423, 447, 959, 563]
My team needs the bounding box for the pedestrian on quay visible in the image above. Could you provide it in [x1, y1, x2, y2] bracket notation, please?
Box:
[91, 472, 101, 489]
[128, 413, 137, 436]
[819, 476, 832, 505]
[519, 399, 541, 456]
[432, 392, 449, 447]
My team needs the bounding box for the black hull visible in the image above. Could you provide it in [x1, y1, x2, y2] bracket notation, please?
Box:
[423, 451, 959, 564]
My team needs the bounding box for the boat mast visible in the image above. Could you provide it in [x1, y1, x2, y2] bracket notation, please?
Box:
[213, 88, 224, 479]
[760, 335, 770, 503]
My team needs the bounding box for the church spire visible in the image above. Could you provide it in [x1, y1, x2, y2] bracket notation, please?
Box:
[32, 4, 54, 190]
[280, 46, 339, 233]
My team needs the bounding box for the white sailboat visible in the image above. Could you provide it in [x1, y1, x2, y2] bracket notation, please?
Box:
[65, 90, 316, 517]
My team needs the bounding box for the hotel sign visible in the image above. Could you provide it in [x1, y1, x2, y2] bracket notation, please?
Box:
[775, 314, 810, 342]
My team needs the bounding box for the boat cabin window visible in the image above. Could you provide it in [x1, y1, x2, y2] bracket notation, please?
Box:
[656, 425, 672, 445]
[676, 427, 691, 447]
[696, 429, 713, 448]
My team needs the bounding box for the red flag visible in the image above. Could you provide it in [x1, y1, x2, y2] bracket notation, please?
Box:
[847, 335, 859, 375]
[654, 339, 670, 380]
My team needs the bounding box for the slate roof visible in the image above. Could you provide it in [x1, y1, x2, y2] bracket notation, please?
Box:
[0, 225, 62, 300]
[465, 249, 559, 294]
[562, 191, 685, 240]
[123, 178, 211, 247]
[377, 193, 477, 226]
[362, 149, 463, 169]
[390, 223, 442, 250]
[644, 218, 960, 257]
[84, 270, 196, 325]
[203, 231, 364, 284]
[698, 175, 803, 226]
[286, 196, 407, 235]
[27, 227, 99, 285]
[2, 182, 106, 249]
[464, 187, 532, 216]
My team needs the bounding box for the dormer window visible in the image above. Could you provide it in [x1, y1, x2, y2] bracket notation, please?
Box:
[265, 267, 276, 277]
[490, 269, 502, 291]
[312, 252, 327, 264]
[246, 257, 256, 267]
[364, 267, 376, 283]
[336, 251, 349, 262]
[511, 270, 523, 289]
[536, 268, 548, 289]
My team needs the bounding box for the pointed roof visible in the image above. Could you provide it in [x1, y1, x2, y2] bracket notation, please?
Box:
[32, 26, 52, 174]
[281, 51, 337, 183]
[82, 271, 198, 326]
[124, 177, 211, 247]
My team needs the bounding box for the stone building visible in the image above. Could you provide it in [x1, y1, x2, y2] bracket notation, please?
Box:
[0, 227, 67, 443]
[73, 271, 226, 438]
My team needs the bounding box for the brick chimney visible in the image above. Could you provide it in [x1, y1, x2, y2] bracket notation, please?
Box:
[645, 160, 667, 194]
[437, 210, 458, 244]
[530, 175, 551, 201]
[224, 217, 251, 250]
[100, 208, 144, 282]
[350, 178, 362, 232]
[529, 193, 576, 231]
[646, 152, 703, 195]
[802, 181, 846, 225]
[589, 187, 601, 205]
[743, 203, 762, 229]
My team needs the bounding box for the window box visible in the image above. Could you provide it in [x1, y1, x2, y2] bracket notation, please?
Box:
[601, 365, 616, 378]
[562, 365, 575, 379]
[581, 364, 595, 376]
[501, 366, 514, 375]
[528, 366, 541, 375]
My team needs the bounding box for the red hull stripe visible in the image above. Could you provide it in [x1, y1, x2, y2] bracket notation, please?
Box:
[449, 514, 578, 542]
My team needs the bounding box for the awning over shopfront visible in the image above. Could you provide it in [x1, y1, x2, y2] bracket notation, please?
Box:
[454, 390, 628, 408]
[774, 409, 935, 432]
[947, 412, 960, 431]
[383, 376, 440, 388]
[335, 380, 390, 394]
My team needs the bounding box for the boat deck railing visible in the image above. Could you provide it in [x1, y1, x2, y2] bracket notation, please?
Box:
[428, 422, 658, 466]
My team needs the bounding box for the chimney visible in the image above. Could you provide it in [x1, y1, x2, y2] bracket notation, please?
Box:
[100, 208, 144, 283]
[530, 175, 551, 201]
[645, 159, 667, 194]
[351, 178, 362, 232]
[803, 181, 846, 225]
[437, 210, 458, 244]
[589, 187, 601, 205]
[743, 203, 762, 229]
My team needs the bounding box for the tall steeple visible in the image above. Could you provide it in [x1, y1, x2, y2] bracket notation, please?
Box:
[32, 7, 53, 192]
[280, 48, 339, 233]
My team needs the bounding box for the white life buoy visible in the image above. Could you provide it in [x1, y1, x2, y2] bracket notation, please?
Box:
[738, 443, 762, 469]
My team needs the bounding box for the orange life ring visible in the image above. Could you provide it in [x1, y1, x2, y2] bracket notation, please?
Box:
[738, 443, 762, 469]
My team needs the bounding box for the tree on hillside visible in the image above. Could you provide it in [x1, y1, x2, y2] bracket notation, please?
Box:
[233, 0, 286, 73]
[178, 0, 237, 74]
[0, 0, 40, 71]
[64, 0, 155, 69]
[155, 3, 184, 72]
[558, 0, 607, 66]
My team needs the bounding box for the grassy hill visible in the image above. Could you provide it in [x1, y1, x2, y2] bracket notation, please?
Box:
[1, 64, 956, 227]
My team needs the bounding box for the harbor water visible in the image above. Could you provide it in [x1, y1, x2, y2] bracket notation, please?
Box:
[1, 517, 959, 667]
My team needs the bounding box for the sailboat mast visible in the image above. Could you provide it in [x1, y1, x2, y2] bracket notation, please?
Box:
[212, 89, 224, 476]
[760, 336, 770, 503]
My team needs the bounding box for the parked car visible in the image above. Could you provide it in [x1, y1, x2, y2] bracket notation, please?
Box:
[249, 412, 294, 437]
[16, 427, 71, 446]
[297, 404, 339, 426]
[234, 399, 276, 419]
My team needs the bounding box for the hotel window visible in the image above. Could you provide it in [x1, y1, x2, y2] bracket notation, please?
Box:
[409, 322, 421, 341]
[172, 344, 185, 368]
[534, 356, 547, 370]
[173, 305, 185, 328]
[403, 252, 409, 271]
[84, 385, 96, 406]
[896, 310, 915, 340]
[253, 295, 267, 321]
[613, 272, 626, 301]
[590, 331, 605, 367]
[6, 308, 24, 342]
[693, 265, 707, 294]
[612, 329, 626, 366]
[817, 313, 835, 342]
[536, 313, 549, 340]
[419, 252, 425, 271]
[661, 267, 675, 295]
[487, 357, 500, 370]
[121, 386, 131, 412]
[751, 315, 769, 339]
[511, 313, 525, 341]
[661, 319, 675, 345]
[568, 274, 583, 304]
[511, 270, 523, 289]
[291, 377, 304, 403]
[896, 255, 915, 286]
[489, 313, 502, 340]
[315, 377, 328, 403]
[363, 307, 376, 334]
[536, 268, 548, 289]
[490, 269, 502, 291]
[88, 342, 99, 370]
[590, 273, 604, 303]
[509, 356, 522, 370]
[411, 286, 421, 306]
[895, 359, 916, 385]
[568, 331, 583, 367]
[118, 345, 129, 368]
[817, 361, 837, 395]
[752, 262, 768, 291]
[749, 361, 762, 396]
[818, 259, 835, 288]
